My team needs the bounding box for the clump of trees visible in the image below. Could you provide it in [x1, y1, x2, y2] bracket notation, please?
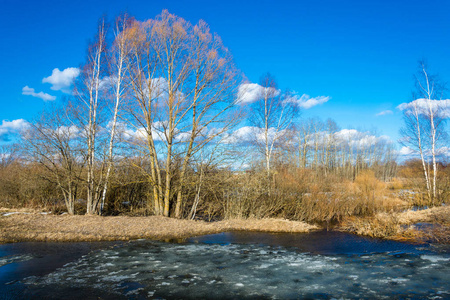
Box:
[0, 11, 448, 224]
[18, 11, 242, 218]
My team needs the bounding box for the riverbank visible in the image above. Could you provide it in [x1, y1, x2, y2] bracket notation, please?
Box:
[1, 206, 448, 244]
[0, 209, 318, 243]
[338, 205, 450, 243]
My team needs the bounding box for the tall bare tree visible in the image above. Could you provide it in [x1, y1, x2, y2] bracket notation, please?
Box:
[74, 19, 108, 214]
[124, 10, 241, 217]
[99, 14, 132, 215]
[400, 61, 447, 201]
[249, 74, 297, 182]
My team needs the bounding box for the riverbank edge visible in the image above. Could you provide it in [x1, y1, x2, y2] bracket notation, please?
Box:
[1, 206, 448, 244]
[337, 205, 450, 244]
[0, 211, 319, 244]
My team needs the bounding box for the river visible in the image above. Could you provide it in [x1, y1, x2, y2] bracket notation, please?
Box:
[0, 231, 449, 299]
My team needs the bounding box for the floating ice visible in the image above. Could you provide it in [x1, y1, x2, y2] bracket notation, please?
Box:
[17, 235, 450, 299]
[421, 255, 450, 262]
[0, 254, 33, 267]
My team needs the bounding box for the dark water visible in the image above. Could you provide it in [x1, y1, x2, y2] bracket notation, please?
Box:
[187, 230, 428, 255]
[0, 231, 449, 299]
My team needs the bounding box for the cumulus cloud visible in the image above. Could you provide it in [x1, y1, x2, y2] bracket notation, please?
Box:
[122, 124, 166, 143]
[285, 94, 330, 109]
[22, 86, 56, 101]
[436, 147, 450, 158]
[376, 110, 393, 116]
[237, 83, 330, 109]
[223, 126, 256, 143]
[300, 128, 391, 149]
[148, 77, 168, 100]
[333, 129, 390, 148]
[397, 98, 450, 118]
[0, 119, 30, 141]
[123, 127, 151, 141]
[55, 125, 80, 138]
[223, 126, 391, 157]
[236, 83, 279, 105]
[399, 146, 414, 156]
[333, 129, 359, 141]
[223, 126, 288, 145]
[397, 145, 450, 160]
[42, 67, 80, 93]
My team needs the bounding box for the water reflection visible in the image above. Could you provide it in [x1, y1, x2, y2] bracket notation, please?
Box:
[187, 230, 424, 255]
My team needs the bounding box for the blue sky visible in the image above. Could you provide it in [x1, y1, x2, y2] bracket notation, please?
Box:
[1, 0, 449, 148]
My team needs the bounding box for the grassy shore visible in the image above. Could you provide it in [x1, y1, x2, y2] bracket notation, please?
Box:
[337, 205, 450, 243]
[0, 209, 318, 243]
[1, 206, 448, 244]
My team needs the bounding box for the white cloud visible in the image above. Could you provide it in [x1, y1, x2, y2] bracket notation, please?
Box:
[333, 129, 360, 142]
[436, 147, 450, 158]
[22, 86, 56, 101]
[0, 119, 29, 135]
[223, 126, 287, 145]
[397, 98, 450, 118]
[237, 83, 330, 109]
[0, 119, 29, 141]
[397, 145, 450, 160]
[98, 76, 115, 91]
[42, 67, 80, 93]
[122, 126, 164, 142]
[55, 125, 80, 137]
[328, 129, 391, 148]
[123, 127, 149, 141]
[376, 110, 393, 116]
[236, 83, 279, 105]
[224, 126, 257, 143]
[285, 94, 330, 109]
[399, 146, 414, 156]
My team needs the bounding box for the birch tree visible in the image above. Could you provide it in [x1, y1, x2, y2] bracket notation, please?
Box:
[400, 61, 446, 202]
[74, 19, 107, 214]
[99, 15, 132, 215]
[249, 74, 297, 181]
[124, 11, 241, 217]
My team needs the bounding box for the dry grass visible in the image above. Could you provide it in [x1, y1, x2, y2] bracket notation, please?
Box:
[0, 210, 317, 244]
[219, 218, 319, 233]
[0, 207, 42, 214]
[396, 205, 450, 225]
[338, 205, 450, 243]
[338, 213, 403, 239]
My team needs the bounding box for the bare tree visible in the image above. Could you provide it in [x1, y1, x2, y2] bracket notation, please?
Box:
[249, 74, 297, 183]
[74, 19, 108, 214]
[0, 144, 18, 168]
[99, 14, 132, 215]
[124, 10, 241, 217]
[22, 105, 84, 214]
[400, 61, 447, 201]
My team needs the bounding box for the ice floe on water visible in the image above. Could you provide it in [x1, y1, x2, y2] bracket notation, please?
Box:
[0, 254, 33, 267]
[17, 235, 450, 299]
[421, 255, 450, 262]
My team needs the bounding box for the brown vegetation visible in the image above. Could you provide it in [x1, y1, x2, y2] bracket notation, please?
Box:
[337, 205, 450, 243]
[0, 209, 317, 244]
